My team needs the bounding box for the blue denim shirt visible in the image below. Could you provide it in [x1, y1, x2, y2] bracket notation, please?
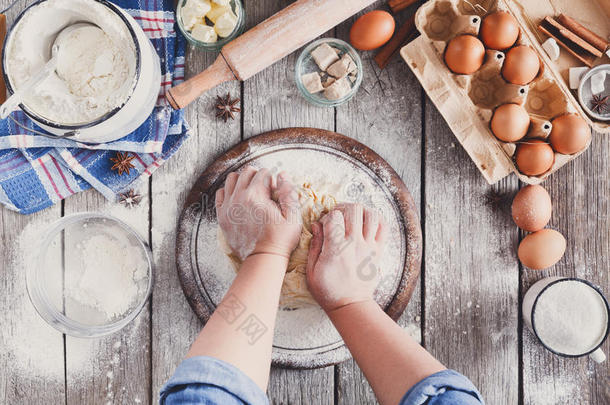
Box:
[160, 356, 484, 405]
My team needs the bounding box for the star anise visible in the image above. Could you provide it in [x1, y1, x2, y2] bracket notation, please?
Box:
[590, 94, 608, 114]
[215, 93, 241, 122]
[118, 189, 142, 208]
[110, 152, 136, 176]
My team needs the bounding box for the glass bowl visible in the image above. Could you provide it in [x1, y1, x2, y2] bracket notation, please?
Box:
[176, 0, 245, 51]
[26, 213, 153, 338]
[295, 38, 363, 107]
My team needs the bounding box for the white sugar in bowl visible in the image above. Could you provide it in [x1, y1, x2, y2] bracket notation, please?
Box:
[2, 0, 161, 144]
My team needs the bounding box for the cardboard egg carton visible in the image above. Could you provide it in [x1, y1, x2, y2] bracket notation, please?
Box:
[400, 0, 596, 184]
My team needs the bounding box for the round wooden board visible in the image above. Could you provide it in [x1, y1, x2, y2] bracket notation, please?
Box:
[175, 127, 422, 369]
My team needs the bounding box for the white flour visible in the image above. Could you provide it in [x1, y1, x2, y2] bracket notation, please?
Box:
[534, 280, 608, 355]
[64, 233, 149, 321]
[5, 204, 151, 395]
[190, 145, 411, 363]
[5, 0, 137, 124]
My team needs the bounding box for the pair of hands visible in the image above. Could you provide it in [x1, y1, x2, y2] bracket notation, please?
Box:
[216, 167, 387, 312]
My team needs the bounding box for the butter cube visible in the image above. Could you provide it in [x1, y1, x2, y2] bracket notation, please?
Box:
[327, 54, 356, 79]
[207, 4, 232, 23]
[311, 43, 339, 71]
[302, 72, 324, 94]
[181, 0, 212, 29]
[215, 10, 238, 37]
[191, 23, 217, 42]
[324, 77, 351, 100]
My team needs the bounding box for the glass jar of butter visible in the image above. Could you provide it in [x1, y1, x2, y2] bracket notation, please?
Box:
[176, 0, 245, 50]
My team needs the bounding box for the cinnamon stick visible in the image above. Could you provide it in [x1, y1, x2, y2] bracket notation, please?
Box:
[542, 17, 603, 57]
[557, 13, 609, 53]
[388, 0, 419, 14]
[538, 17, 600, 67]
[374, 14, 417, 69]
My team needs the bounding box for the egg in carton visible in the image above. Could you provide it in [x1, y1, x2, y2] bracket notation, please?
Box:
[400, 0, 592, 185]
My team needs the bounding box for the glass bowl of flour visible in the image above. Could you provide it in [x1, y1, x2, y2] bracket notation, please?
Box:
[26, 213, 153, 337]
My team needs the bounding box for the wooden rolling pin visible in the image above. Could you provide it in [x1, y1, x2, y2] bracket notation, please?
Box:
[167, 0, 376, 110]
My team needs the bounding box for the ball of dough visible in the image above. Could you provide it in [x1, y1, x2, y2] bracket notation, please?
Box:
[220, 182, 337, 309]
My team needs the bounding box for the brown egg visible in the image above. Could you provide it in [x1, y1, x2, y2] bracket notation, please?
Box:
[518, 229, 566, 270]
[480, 11, 520, 50]
[549, 113, 591, 154]
[350, 10, 395, 51]
[444, 34, 485, 74]
[502, 45, 540, 85]
[515, 139, 554, 176]
[491, 103, 530, 142]
[511, 185, 552, 232]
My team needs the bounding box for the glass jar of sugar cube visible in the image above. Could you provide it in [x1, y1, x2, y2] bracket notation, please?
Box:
[523, 277, 609, 363]
[177, 0, 245, 50]
[295, 38, 363, 107]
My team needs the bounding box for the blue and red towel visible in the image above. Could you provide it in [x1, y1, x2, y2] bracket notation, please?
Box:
[0, 0, 189, 214]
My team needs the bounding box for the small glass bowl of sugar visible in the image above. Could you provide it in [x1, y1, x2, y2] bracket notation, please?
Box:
[295, 38, 363, 108]
[26, 213, 153, 338]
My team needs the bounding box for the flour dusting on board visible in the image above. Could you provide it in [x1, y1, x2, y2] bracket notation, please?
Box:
[193, 145, 411, 363]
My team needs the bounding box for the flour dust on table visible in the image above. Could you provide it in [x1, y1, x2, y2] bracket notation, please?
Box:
[196, 147, 405, 356]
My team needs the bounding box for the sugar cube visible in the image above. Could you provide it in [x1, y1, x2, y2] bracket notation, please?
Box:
[569, 67, 589, 89]
[590, 71, 607, 95]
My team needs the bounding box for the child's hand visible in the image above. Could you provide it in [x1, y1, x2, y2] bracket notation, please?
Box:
[216, 167, 302, 261]
[306, 204, 387, 312]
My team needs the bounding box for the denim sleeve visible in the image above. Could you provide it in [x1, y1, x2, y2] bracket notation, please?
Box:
[400, 370, 484, 405]
[159, 356, 269, 405]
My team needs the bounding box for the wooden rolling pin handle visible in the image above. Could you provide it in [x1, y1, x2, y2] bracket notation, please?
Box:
[166, 55, 236, 110]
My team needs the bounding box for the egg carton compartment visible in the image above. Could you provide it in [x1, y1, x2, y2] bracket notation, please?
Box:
[505, 0, 610, 133]
[400, 0, 592, 184]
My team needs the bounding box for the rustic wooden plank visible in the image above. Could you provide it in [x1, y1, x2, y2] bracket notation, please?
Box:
[334, 3, 423, 403]
[61, 188, 151, 404]
[0, 207, 66, 405]
[0, 1, 66, 402]
[242, 0, 335, 402]
[150, 45, 242, 399]
[423, 96, 520, 404]
[521, 130, 610, 405]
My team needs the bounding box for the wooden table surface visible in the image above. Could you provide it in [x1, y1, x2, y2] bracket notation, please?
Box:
[1, 1, 609, 404]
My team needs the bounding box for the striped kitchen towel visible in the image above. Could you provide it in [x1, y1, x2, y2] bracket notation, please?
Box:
[0, 0, 189, 214]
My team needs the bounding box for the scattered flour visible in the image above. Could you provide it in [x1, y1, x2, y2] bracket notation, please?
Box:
[4, 201, 151, 391]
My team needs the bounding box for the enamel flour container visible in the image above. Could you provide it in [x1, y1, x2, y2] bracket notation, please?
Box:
[2, 0, 161, 144]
